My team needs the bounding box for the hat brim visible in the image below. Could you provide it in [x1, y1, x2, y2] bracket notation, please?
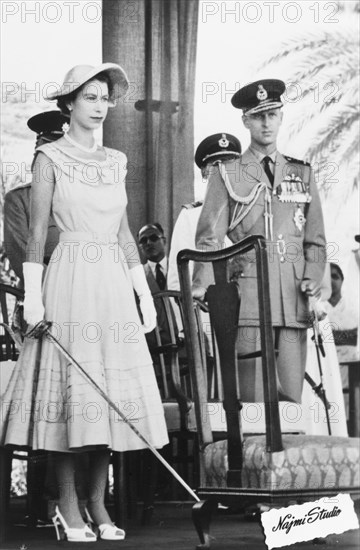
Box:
[45, 63, 129, 101]
[200, 151, 241, 167]
[27, 110, 70, 133]
[243, 101, 283, 116]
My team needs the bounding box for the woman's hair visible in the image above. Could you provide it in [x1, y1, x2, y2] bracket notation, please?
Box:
[330, 262, 344, 281]
[57, 71, 114, 115]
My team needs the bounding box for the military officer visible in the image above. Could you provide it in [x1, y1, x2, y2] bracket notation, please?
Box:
[193, 79, 327, 403]
[167, 133, 241, 291]
[3, 111, 69, 287]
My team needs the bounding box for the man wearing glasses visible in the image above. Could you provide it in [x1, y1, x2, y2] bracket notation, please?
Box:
[137, 223, 175, 349]
[138, 223, 168, 293]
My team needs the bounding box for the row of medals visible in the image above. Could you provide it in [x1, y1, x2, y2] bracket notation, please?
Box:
[277, 173, 311, 204]
[275, 173, 311, 232]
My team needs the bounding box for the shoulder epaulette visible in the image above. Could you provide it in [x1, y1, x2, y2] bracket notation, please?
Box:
[284, 155, 311, 166]
[182, 200, 203, 210]
[6, 183, 31, 195]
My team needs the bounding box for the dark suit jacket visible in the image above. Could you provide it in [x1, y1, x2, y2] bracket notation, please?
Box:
[143, 262, 175, 349]
[144, 262, 163, 295]
[3, 183, 59, 287]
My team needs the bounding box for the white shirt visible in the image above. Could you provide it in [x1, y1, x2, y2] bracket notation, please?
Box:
[148, 256, 168, 279]
[168, 205, 231, 291]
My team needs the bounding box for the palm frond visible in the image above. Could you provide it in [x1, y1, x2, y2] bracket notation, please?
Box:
[305, 117, 356, 171]
[283, 82, 359, 139]
[330, 130, 360, 170]
[304, 106, 358, 161]
[257, 16, 359, 196]
[259, 29, 357, 70]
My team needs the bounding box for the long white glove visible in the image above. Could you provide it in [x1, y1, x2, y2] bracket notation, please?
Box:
[23, 262, 45, 326]
[129, 265, 157, 333]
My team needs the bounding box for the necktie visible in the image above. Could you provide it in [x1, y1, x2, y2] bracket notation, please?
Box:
[155, 263, 166, 290]
[263, 156, 274, 186]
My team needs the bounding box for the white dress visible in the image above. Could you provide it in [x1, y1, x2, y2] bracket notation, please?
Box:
[0, 143, 169, 452]
[302, 314, 348, 436]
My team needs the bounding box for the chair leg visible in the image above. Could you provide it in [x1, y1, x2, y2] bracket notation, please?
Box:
[26, 451, 47, 525]
[112, 452, 127, 528]
[0, 448, 12, 543]
[141, 450, 158, 524]
[192, 500, 217, 549]
[126, 451, 139, 520]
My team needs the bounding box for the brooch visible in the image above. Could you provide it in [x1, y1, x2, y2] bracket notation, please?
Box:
[294, 206, 306, 232]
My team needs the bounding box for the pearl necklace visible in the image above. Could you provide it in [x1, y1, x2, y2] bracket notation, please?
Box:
[64, 132, 97, 153]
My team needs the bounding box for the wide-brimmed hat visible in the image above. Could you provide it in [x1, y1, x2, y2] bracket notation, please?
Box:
[45, 63, 129, 101]
[195, 133, 241, 168]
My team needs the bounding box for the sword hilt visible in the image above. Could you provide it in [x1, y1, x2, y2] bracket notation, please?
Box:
[25, 320, 52, 339]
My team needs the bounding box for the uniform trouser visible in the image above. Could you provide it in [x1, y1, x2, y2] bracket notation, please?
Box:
[237, 326, 307, 404]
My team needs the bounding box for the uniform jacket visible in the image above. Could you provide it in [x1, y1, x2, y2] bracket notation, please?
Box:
[167, 201, 203, 291]
[3, 183, 60, 286]
[194, 148, 327, 328]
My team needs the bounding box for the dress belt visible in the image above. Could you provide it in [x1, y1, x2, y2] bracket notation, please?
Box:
[59, 231, 118, 244]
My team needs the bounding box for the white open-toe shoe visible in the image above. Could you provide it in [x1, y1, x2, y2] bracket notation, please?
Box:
[85, 508, 125, 541]
[52, 505, 96, 542]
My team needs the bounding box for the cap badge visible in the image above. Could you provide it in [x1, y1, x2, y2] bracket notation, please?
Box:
[256, 85, 268, 101]
[218, 133, 229, 148]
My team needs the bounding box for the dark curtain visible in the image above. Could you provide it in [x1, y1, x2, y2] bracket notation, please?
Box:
[102, 0, 199, 243]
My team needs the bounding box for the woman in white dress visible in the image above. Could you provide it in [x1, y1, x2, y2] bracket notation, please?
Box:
[302, 263, 348, 436]
[0, 63, 169, 541]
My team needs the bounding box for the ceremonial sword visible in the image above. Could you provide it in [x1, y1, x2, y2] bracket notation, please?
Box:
[24, 320, 200, 503]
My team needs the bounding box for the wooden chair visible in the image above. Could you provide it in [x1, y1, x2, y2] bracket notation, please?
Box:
[0, 283, 43, 542]
[138, 290, 208, 522]
[0, 282, 23, 361]
[334, 327, 359, 437]
[177, 235, 360, 549]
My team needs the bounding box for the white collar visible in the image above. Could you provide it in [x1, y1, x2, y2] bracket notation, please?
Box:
[148, 256, 167, 274]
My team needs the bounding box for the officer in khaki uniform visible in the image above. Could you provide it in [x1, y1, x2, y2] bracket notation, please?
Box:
[193, 79, 327, 403]
[167, 133, 241, 292]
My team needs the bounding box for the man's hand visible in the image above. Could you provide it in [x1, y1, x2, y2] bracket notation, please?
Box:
[300, 279, 321, 299]
[192, 286, 206, 300]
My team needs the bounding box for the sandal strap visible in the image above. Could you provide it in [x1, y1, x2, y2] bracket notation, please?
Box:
[98, 523, 125, 538]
